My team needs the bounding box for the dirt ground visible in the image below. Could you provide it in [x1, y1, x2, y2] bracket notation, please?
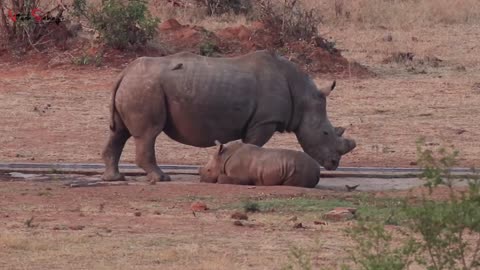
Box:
[0, 172, 460, 270]
[0, 173, 353, 269]
[1, 15, 480, 269]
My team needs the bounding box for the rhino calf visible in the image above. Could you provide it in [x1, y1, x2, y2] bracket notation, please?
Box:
[199, 141, 321, 188]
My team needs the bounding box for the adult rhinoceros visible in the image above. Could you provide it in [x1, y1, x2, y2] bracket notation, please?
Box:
[101, 50, 356, 183]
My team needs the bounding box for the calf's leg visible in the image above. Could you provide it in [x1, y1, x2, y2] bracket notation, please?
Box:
[218, 174, 254, 185]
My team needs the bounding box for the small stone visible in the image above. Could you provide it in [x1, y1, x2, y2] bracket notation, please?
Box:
[153, 210, 161, 215]
[383, 34, 393, 42]
[134, 211, 142, 217]
[231, 212, 248, 220]
[314, 221, 327, 225]
[409, 161, 418, 166]
[456, 129, 466, 135]
[287, 216, 298, 222]
[324, 207, 357, 222]
[233, 220, 244, 226]
[69, 225, 85, 230]
[191, 201, 208, 212]
[473, 83, 480, 92]
[293, 222, 304, 229]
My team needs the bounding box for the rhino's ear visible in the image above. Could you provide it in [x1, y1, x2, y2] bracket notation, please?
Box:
[319, 80, 336, 97]
[335, 126, 346, 136]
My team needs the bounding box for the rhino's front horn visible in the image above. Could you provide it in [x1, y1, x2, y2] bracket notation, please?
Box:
[318, 80, 336, 97]
[335, 126, 346, 136]
[339, 138, 356, 155]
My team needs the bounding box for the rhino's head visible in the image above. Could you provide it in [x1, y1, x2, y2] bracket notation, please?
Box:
[198, 140, 227, 183]
[294, 80, 356, 170]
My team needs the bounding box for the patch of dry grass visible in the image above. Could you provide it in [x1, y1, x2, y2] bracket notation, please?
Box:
[330, 0, 480, 29]
[142, 0, 480, 30]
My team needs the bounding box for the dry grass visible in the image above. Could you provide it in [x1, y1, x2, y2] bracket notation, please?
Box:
[144, 0, 480, 30]
[275, 0, 480, 29]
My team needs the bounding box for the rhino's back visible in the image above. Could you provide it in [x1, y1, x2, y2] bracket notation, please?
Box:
[142, 52, 290, 147]
[152, 55, 257, 146]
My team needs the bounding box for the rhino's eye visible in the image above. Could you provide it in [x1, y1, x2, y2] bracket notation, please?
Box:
[323, 131, 329, 135]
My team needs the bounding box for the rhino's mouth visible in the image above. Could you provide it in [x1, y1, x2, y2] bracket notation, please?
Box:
[322, 159, 339, 170]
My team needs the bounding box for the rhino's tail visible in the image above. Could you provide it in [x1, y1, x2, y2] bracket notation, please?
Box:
[109, 70, 126, 131]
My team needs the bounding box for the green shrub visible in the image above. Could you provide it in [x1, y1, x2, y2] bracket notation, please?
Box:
[74, 0, 159, 50]
[202, 0, 252, 16]
[404, 139, 480, 270]
[346, 218, 419, 270]
[243, 200, 260, 212]
[345, 139, 480, 270]
[0, 0, 66, 51]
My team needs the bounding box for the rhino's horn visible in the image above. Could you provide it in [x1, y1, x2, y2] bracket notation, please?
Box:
[335, 126, 346, 136]
[318, 80, 336, 97]
[339, 138, 356, 155]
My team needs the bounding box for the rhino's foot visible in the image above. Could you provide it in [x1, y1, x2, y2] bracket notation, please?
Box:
[102, 172, 126, 182]
[145, 172, 171, 185]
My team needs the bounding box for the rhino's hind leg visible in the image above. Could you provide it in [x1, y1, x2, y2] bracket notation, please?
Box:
[134, 131, 171, 184]
[102, 126, 131, 181]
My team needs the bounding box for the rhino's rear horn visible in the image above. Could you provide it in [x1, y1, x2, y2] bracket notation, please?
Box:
[335, 126, 346, 136]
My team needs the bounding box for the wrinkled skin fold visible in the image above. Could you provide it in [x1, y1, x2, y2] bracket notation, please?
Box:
[199, 140, 322, 188]
[101, 50, 356, 183]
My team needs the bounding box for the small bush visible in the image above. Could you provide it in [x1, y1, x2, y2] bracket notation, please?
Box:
[243, 201, 260, 212]
[255, 0, 322, 43]
[201, 0, 252, 16]
[0, 0, 67, 51]
[345, 139, 480, 270]
[282, 245, 313, 270]
[199, 39, 220, 56]
[346, 220, 418, 270]
[73, 0, 159, 50]
[71, 51, 103, 66]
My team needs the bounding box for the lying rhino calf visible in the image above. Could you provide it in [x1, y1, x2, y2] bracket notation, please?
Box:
[199, 141, 321, 188]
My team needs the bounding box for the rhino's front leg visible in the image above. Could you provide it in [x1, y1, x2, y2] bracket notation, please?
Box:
[218, 174, 254, 185]
[134, 133, 171, 184]
[243, 123, 277, 146]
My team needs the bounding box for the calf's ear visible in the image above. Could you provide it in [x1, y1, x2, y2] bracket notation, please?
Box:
[318, 80, 336, 97]
[214, 140, 225, 155]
